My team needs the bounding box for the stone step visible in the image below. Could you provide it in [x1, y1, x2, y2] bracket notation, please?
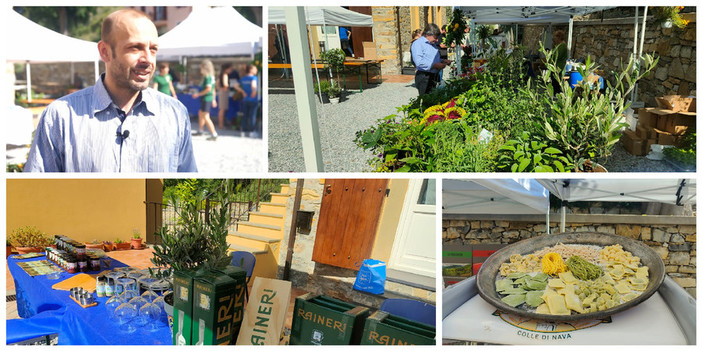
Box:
[260, 202, 286, 216]
[237, 221, 282, 238]
[248, 211, 284, 226]
[270, 193, 289, 205]
[230, 231, 281, 243]
[227, 243, 267, 255]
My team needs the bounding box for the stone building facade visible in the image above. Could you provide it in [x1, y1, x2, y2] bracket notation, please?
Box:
[521, 11, 696, 107]
[443, 212, 696, 297]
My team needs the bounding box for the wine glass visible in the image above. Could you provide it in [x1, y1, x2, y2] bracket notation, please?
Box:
[114, 301, 137, 333]
[129, 296, 149, 327]
[105, 294, 125, 322]
[139, 301, 162, 331]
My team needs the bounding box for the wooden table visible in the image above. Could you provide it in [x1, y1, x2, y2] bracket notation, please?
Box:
[342, 59, 384, 92]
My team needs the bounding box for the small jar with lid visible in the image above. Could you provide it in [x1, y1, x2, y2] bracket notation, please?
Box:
[66, 257, 78, 274]
[75, 243, 86, 259]
[78, 258, 89, 273]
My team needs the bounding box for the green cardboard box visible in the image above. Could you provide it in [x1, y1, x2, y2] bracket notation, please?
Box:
[290, 294, 370, 345]
[192, 271, 238, 345]
[360, 310, 436, 345]
[172, 268, 205, 345]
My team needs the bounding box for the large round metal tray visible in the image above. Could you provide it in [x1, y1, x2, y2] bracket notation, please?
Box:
[476, 232, 665, 322]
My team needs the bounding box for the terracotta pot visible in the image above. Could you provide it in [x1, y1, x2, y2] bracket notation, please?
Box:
[85, 243, 104, 250]
[115, 242, 131, 250]
[7, 246, 13, 258]
[131, 238, 143, 250]
[575, 159, 608, 173]
[16, 246, 43, 254]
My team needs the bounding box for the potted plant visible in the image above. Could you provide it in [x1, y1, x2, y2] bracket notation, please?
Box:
[131, 229, 143, 250]
[320, 48, 346, 83]
[102, 240, 113, 252]
[314, 81, 331, 103]
[85, 240, 104, 250]
[534, 43, 658, 171]
[327, 82, 342, 104]
[114, 238, 131, 250]
[149, 180, 235, 335]
[652, 7, 689, 29]
[8, 226, 53, 254]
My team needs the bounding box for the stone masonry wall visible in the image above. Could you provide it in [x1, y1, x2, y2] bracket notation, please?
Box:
[443, 216, 696, 297]
[372, 7, 402, 75]
[520, 13, 696, 107]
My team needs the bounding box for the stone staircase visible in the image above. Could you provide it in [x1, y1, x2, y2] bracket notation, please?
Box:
[226, 183, 290, 279]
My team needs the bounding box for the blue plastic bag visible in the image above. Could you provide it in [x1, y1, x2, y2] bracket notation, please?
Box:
[353, 259, 386, 294]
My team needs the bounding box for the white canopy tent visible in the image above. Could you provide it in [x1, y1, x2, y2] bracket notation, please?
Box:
[6, 9, 100, 102]
[157, 6, 262, 59]
[268, 6, 373, 27]
[443, 179, 550, 215]
[538, 179, 696, 232]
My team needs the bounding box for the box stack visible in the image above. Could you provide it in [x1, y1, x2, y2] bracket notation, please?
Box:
[625, 95, 696, 156]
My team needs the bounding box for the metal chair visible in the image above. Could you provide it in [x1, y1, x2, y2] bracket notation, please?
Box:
[229, 251, 256, 301]
[380, 298, 436, 326]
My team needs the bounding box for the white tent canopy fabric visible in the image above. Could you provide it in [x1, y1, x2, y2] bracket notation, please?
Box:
[457, 6, 614, 25]
[157, 6, 262, 59]
[443, 179, 549, 215]
[6, 9, 100, 63]
[537, 179, 696, 205]
[268, 6, 373, 27]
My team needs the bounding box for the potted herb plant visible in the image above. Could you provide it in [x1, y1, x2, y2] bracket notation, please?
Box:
[534, 43, 658, 171]
[314, 81, 331, 103]
[149, 180, 235, 333]
[85, 240, 104, 250]
[320, 48, 346, 84]
[8, 226, 53, 254]
[131, 229, 143, 250]
[102, 240, 113, 252]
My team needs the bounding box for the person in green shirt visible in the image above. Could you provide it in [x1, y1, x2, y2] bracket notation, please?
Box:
[191, 59, 218, 140]
[152, 62, 177, 98]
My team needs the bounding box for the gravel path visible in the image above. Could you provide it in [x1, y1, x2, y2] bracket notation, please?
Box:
[268, 82, 417, 172]
[601, 142, 681, 172]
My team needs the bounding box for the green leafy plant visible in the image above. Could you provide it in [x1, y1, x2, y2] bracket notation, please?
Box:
[652, 6, 689, 29]
[320, 48, 346, 83]
[132, 229, 141, 239]
[150, 180, 235, 279]
[443, 9, 467, 48]
[8, 226, 53, 248]
[114, 238, 125, 244]
[327, 81, 342, 98]
[497, 131, 572, 172]
[536, 43, 658, 169]
[313, 80, 331, 95]
[663, 130, 696, 167]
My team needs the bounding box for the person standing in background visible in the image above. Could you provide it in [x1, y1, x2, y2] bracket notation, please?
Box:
[339, 26, 354, 58]
[410, 23, 450, 96]
[192, 59, 218, 141]
[239, 64, 259, 138]
[153, 62, 177, 98]
[217, 63, 233, 129]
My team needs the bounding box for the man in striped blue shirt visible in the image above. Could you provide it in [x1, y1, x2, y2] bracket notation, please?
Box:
[25, 9, 197, 172]
[410, 23, 450, 96]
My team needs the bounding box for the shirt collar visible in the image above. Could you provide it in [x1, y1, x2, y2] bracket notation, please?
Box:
[92, 74, 159, 116]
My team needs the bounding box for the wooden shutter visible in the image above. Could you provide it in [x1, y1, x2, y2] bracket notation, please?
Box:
[312, 179, 388, 270]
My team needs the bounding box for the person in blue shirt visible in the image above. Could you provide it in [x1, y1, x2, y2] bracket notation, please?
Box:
[339, 26, 354, 58]
[410, 23, 451, 96]
[239, 64, 259, 138]
[24, 9, 196, 172]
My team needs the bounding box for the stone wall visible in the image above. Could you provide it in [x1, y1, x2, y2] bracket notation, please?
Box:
[520, 13, 696, 107]
[372, 7, 402, 75]
[442, 214, 697, 297]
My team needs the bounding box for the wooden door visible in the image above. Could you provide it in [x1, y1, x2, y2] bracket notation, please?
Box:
[312, 179, 388, 270]
[347, 7, 373, 58]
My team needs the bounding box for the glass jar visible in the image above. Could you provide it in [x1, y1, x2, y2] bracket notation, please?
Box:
[75, 244, 86, 259]
[79, 258, 89, 273]
[66, 257, 78, 274]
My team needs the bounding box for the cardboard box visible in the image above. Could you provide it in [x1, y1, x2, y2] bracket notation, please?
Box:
[237, 278, 292, 345]
[644, 138, 657, 155]
[360, 311, 435, 345]
[655, 95, 695, 112]
[192, 271, 237, 345]
[637, 108, 658, 128]
[636, 124, 657, 140]
[654, 129, 676, 145]
[362, 42, 378, 60]
[621, 129, 646, 156]
[173, 268, 207, 345]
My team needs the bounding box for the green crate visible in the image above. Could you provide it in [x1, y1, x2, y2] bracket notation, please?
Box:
[192, 271, 238, 345]
[172, 268, 206, 345]
[360, 310, 436, 345]
[290, 294, 370, 345]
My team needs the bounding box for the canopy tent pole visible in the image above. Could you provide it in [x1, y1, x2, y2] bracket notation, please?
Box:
[275, 24, 290, 79]
[26, 62, 31, 103]
[567, 16, 573, 59]
[560, 202, 566, 233]
[634, 6, 648, 102]
[631, 7, 639, 101]
[183, 57, 188, 86]
[306, 10, 324, 104]
[285, 6, 324, 172]
[546, 209, 550, 235]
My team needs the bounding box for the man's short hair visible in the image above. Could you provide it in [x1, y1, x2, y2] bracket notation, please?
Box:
[423, 23, 441, 38]
[101, 9, 151, 50]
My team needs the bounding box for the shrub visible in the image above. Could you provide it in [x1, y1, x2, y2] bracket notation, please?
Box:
[8, 226, 53, 247]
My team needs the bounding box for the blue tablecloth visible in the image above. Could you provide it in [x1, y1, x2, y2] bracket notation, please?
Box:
[7, 254, 172, 345]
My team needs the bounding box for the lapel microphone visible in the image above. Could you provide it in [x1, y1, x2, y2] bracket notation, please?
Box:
[116, 130, 130, 140]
